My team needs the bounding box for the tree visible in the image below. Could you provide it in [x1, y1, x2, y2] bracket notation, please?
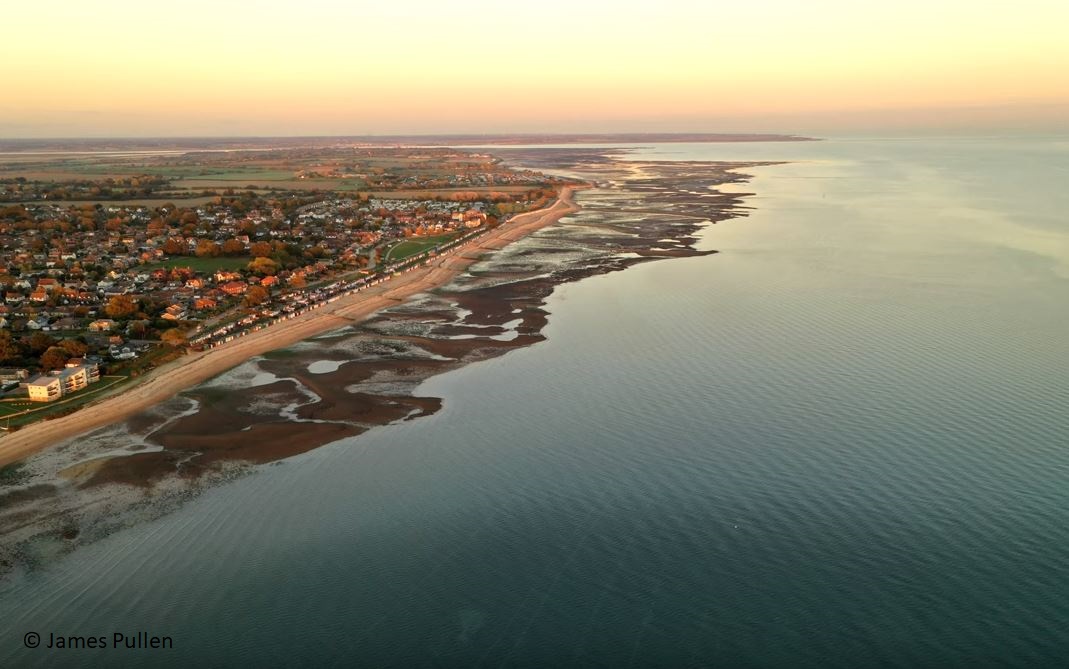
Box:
[59, 339, 88, 358]
[26, 332, 55, 356]
[244, 285, 269, 306]
[247, 257, 279, 276]
[195, 239, 222, 257]
[40, 346, 70, 371]
[162, 238, 186, 255]
[0, 330, 23, 363]
[105, 294, 139, 319]
[222, 238, 245, 256]
[249, 241, 272, 258]
[127, 320, 149, 338]
[160, 328, 188, 347]
[289, 274, 307, 289]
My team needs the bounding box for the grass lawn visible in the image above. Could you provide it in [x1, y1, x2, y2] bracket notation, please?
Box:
[384, 234, 458, 263]
[0, 400, 34, 417]
[0, 376, 129, 429]
[143, 256, 250, 273]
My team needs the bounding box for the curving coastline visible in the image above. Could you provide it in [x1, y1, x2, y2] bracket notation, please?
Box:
[0, 186, 585, 468]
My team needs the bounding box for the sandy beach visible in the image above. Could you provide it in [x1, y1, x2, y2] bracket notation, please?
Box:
[0, 186, 583, 468]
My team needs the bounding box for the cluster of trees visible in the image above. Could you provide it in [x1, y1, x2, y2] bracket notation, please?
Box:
[0, 175, 172, 203]
[0, 330, 90, 369]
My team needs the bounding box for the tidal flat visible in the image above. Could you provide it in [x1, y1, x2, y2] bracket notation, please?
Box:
[0, 150, 770, 577]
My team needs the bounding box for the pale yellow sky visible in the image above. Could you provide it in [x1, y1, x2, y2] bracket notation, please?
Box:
[2, 0, 1068, 136]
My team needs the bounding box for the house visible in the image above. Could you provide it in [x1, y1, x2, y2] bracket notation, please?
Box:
[27, 364, 94, 402]
[36, 278, 59, 293]
[66, 358, 100, 383]
[57, 365, 90, 395]
[88, 319, 117, 332]
[0, 368, 29, 383]
[220, 281, 247, 296]
[27, 375, 61, 402]
[194, 297, 218, 311]
[161, 304, 187, 321]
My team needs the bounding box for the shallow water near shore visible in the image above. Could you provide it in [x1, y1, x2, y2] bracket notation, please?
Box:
[3, 137, 1069, 667]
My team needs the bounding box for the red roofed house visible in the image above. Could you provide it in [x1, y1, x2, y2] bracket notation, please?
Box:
[220, 281, 248, 296]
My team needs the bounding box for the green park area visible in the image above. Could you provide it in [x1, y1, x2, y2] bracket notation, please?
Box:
[0, 375, 127, 429]
[142, 256, 250, 273]
[383, 234, 457, 263]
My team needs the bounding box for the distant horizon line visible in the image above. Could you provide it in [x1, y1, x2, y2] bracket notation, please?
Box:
[0, 132, 819, 145]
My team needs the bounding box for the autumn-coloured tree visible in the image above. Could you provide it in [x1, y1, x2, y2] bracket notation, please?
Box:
[160, 328, 188, 347]
[222, 238, 245, 256]
[58, 339, 88, 358]
[40, 346, 70, 371]
[127, 320, 149, 338]
[162, 238, 186, 255]
[247, 257, 279, 276]
[105, 294, 139, 319]
[195, 239, 222, 257]
[0, 330, 23, 363]
[244, 285, 269, 306]
[249, 241, 273, 258]
[25, 332, 56, 356]
[289, 274, 307, 289]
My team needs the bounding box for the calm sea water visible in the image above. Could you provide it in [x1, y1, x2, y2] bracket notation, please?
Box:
[3, 137, 1069, 667]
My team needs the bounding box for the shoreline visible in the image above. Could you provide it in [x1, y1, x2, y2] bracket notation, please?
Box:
[0, 186, 585, 468]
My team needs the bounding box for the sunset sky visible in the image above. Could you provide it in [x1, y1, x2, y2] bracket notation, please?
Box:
[3, 0, 1068, 137]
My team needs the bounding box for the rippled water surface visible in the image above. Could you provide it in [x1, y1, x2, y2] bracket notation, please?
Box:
[3, 137, 1069, 667]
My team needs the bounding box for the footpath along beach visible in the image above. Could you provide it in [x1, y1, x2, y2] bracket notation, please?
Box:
[0, 186, 584, 467]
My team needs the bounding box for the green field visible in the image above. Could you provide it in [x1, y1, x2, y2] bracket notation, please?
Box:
[174, 169, 295, 182]
[0, 376, 128, 429]
[384, 234, 457, 263]
[143, 256, 250, 273]
[69, 164, 296, 181]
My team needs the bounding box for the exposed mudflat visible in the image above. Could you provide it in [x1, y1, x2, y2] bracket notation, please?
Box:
[0, 150, 773, 578]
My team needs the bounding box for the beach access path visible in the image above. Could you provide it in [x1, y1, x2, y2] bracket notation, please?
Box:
[0, 186, 584, 467]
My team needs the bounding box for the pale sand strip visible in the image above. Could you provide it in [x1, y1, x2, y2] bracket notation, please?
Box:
[0, 187, 584, 467]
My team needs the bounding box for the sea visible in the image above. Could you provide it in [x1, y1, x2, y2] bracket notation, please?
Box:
[2, 136, 1069, 667]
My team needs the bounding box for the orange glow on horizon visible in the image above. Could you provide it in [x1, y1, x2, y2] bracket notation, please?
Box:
[3, 0, 1067, 136]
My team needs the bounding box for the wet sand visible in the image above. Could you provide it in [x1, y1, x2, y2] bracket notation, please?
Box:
[1, 153, 774, 576]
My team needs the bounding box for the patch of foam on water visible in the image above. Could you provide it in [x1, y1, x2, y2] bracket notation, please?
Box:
[65, 445, 167, 470]
[345, 368, 425, 396]
[307, 359, 347, 374]
[31, 395, 204, 477]
[142, 396, 202, 442]
[243, 393, 299, 416]
[198, 357, 281, 391]
[484, 318, 524, 342]
[364, 318, 438, 338]
[278, 377, 330, 423]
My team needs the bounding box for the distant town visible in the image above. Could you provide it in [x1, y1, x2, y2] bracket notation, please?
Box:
[0, 146, 568, 427]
